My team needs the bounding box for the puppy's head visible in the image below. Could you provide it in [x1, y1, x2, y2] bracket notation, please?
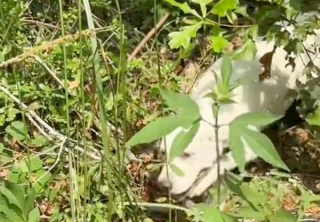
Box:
[156, 121, 220, 195]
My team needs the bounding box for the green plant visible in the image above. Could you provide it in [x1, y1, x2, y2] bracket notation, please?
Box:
[126, 56, 292, 221]
[0, 181, 40, 222]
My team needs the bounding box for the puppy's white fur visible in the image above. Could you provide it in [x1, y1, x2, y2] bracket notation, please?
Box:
[157, 12, 320, 197]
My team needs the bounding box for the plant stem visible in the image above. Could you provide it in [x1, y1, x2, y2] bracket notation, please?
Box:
[214, 103, 221, 203]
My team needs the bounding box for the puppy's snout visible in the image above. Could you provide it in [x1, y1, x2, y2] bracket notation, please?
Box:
[157, 176, 172, 191]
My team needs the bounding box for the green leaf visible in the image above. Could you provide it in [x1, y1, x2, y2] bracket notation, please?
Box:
[0, 214, 11, 222]
[306, 108, 320, 126]
[0, 204, 23, 222]
[232, 39, 257, 61]
[170, 121, 200, 161]
[0, 184, 23, 210]
[229, 112, 287, 172]
[270, 208, 296, 222]
[191, 0, 214, 16]
[249, 25, 258, 41]
[234, 126, 289, 171]
[191, 0, 213, 5]
[229, 120, 246, 172]
[232, 112, 283, 127]
[164, 0, 201, 18]
[289, 0, 302, 11]
[159, 89, 201, 124]
[246, 130, 288, 171]
[210, 36, 229, 53]
[211, 0, 239, 17]
[221, 55, 232, 86]
[126, 116, 192, 148]
[5, 121, 27, 141]
[30, 135, 48, 147]
[16, 158, 29, 173]
[168, 22, 203, 49]
[24, 187, 36, 217]
[221, 212, 238, 222]
[234, 5, 249, 17]
[29, 155, 43, 172]
[226, 11, 238, 24]
[235, 206, 266, 220]
[0, 150, 13, 164]
[0, 143, 4, 154]
[34, 169, 52, 185]
[194, 204, 225, 222]
[28, 207, 40, 222]
[170, 163, 184, 176]
[224, 174, 266, 211]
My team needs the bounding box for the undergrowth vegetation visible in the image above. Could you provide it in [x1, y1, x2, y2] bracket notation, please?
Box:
[1, 0, 320, 221]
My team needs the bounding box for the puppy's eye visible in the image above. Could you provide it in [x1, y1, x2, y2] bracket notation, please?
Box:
[159, 151, 166, 158]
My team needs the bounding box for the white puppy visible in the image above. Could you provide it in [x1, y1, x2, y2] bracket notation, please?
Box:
[157, 12, 320, 198]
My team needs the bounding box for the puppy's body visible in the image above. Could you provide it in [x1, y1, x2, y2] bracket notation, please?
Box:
[157, 12, 320, 198]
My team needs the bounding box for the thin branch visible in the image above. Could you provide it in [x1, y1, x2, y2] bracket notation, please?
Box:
[128, 13, 169, 61]
[34, 56, 72, 94]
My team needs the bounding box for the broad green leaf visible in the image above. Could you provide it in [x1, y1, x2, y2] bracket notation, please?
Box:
[221, 55, 232, 86]
[306, 108, 320, 126]
[232, 112, 283, 127]
[170, 121, 200, 161]
[239, 183, 268, 207]
[235, 206, 266, 220]
[224, 174, 265, 211]
[34, 169, 52, 185]
[6, 108, 20, 122]
[240, 127, 289, 171]
[94, 213, 105, 222]
[229, 111, 287, 172]
[164, 0, 201, 18]
[249, 25, 258, 41]
[126, 116, 191, 148]
[234, 5, 249, 17]
[229, 123, 246, 172]
[285, 0, 302, 17]
[211, 0, 239, 17]
[232, 39, 257, 61]
[221, 212, 238, 222]
[0, 204, 23, 222]
[0, 214, 11, 222]
[194, 204, 225, 222]
[30, 135, 48, 147]
[8, 172, 20, 183]
[168, 22, 203, 49]
[29, 155, 43, 172]
[0, 185, 23, 210]
[270, 208, 296, 222]
[5, 121, 27, 141]
[28, 207, 40, 222]
[24, 187, 36, 217]
[170, 163, 184, 176]
[6, 183, 25, 210]
[16, 158, 29, 173]
[289, 0, 302, 11]
[210, 36, 229, 53]
[159, 89, 201, 124]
